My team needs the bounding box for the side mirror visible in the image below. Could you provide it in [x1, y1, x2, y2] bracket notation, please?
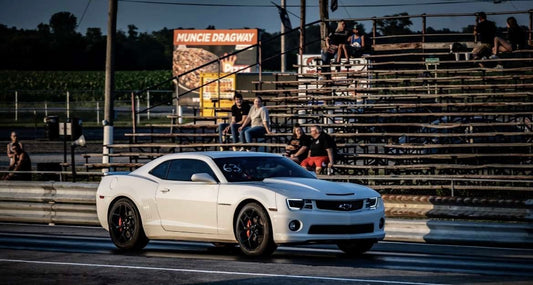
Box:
[308, 171, 317, 178]
[191, 173, 217, 183]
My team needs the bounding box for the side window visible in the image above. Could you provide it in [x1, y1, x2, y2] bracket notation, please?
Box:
[149, 161, 170, 179]
[166, 159, 218, 182]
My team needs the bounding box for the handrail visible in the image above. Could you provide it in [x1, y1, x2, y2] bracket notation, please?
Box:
[129, 19, 322, 133]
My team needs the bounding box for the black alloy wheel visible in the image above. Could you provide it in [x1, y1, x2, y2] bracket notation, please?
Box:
[235, 202, 277, 256]
[108, 198, 149, 250]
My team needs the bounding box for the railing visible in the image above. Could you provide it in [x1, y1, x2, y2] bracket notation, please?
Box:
[0, 181, 531, 247]
[325, 10, 533, 49]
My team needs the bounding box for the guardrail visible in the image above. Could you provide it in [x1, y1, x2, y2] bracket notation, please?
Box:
[0, 181, 531, 247]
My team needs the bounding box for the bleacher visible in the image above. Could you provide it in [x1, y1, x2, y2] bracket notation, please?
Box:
[82, 12, 533, 197]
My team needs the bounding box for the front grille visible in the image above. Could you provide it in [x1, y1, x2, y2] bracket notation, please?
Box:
[308, 224, 374, 235]
[315, 199, 364, 211]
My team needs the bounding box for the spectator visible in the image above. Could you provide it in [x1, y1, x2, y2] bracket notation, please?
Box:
[6, 131, 23, 169]
[238, 96, 272, 150]
[472, 12, 497, 60]
[218, 93, 250, 151]
[333, 20, 350, 64]
[348, 26, 365, 58]
[493, 17, 526, 55]
[300, 125, 334, 174]
[4, 143, 31, 181]
[322, 20, 350, 75]
[284, 124, 311, 164]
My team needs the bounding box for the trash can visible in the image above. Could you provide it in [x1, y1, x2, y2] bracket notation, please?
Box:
[69, 117, 83, 140]
[36, 162, 62, 181]
[44, 115, 59, 140]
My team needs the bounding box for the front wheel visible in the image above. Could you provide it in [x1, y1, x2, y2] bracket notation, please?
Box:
[108, 198, 149, 250]
[235, 202, 277, 256]
[337, 239, 375, 256]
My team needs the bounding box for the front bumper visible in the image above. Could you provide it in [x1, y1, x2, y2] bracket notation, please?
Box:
[270, 206, 385, 244]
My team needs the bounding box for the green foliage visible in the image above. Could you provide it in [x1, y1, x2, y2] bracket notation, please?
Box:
[0, 70, 173, 102]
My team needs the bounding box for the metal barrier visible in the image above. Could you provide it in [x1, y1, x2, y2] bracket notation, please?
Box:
[0, 181, 531, 247]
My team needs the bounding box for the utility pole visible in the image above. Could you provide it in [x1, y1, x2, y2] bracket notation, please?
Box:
[299, 0, 306, 64]
[280, 0, 286, 72]
[103, 0, 117, 170]
[319, 0, 329, 50]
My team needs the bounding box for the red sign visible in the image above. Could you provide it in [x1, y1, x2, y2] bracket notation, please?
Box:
[174, 29, 258, 46]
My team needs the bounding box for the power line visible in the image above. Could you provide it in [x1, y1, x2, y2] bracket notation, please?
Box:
[118, 0, 530, 8]
[77, 0, 93, 28]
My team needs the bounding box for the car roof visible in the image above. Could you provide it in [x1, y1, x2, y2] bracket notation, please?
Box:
[162, 151, 283, 159]
[130, 151, 284, 176]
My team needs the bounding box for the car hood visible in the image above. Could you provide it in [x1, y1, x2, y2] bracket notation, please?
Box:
[261, 177, 378, 199]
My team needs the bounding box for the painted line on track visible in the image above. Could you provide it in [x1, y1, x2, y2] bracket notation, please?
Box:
[0, 258, 447, 285]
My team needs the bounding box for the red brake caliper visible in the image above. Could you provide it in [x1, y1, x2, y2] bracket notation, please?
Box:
[118, 217, 123, 232]
[246, 219, 252, 238]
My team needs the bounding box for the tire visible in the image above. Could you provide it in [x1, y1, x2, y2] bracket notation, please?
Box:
[108, 198, 149, 250]
[235, 202, 277, 257]
[337, 239, 375, 256]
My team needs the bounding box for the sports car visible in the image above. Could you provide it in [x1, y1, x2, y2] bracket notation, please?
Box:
[96, 151, 385, 256]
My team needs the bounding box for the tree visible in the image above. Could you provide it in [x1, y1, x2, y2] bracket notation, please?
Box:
[375, 13, 413, 36]
[127, 25, 138, 40]
[49, 12, 77, 36]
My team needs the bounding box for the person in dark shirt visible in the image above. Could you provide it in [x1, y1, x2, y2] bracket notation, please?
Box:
[472, 12, 497, 60]
[284, 124, 311, 164]
[322, 20, 349, 76]
[493, 17, 526, 55]
[3, 143, 31, 181]
[218, 93, 250, 150]
[300, 125, 334, 174]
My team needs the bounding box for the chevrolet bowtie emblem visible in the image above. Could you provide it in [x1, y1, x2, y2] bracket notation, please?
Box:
[338, 203, 353, 210]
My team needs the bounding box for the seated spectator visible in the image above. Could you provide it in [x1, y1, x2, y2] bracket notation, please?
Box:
[218, 93, 250, 151]
[6, 131, 23, 169]
[493, 17, 526, 56]
[284, 124, 310, 164]
[348, 27, 365, 58]
[238, 96, 272, 150]
[3, 143, 31, 181]
[300, 125, 334, 174]
[472, 12, 496, 60]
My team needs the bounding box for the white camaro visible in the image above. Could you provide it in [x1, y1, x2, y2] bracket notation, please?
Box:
[96, 152, 385, 256]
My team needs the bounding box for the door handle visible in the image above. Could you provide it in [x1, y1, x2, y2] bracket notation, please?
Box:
[160, 188, 170, 193]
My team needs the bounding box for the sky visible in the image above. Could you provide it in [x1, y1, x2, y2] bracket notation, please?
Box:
[0, 0, 531, 35]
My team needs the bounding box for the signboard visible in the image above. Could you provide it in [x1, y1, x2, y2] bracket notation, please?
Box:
[200, 73, 235, 117]
[172, 29, 258, 93]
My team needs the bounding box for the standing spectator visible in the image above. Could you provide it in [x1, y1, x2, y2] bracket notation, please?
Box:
[472, 12, 496, 60]
[238, 96, 272, 150]
[300, 125, 334, 175]
[284, 124, 311, 164]
[218, 93, 250, 151]
[6, 131, 23, 169]
[4, 144, 31, 181]
[348, 26, 366, 58]
[493, 17, 526, 55]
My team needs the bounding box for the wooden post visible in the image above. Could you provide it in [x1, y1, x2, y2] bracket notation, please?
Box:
[299, 0, 306, 66]
[319, 0, 329, 50]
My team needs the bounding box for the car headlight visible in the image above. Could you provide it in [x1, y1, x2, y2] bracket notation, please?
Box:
[366, 197, 381, 209]
[287, 199, 312, 210]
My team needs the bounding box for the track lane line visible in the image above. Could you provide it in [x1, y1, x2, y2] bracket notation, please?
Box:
[0, 258, 447, 285]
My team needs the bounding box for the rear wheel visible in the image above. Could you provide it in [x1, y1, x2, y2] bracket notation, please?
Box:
[337, 239, 375, 256]
[235, 202, 277, 256]
[108, 198, 149, 250]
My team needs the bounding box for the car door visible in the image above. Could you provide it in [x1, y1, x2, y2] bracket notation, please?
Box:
[154, 158, 219, 234]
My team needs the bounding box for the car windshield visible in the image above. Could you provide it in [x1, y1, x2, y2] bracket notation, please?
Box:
[214, 156, 316, 182]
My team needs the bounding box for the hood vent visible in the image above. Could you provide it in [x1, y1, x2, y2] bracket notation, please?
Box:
[326, 193, 354, 196]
